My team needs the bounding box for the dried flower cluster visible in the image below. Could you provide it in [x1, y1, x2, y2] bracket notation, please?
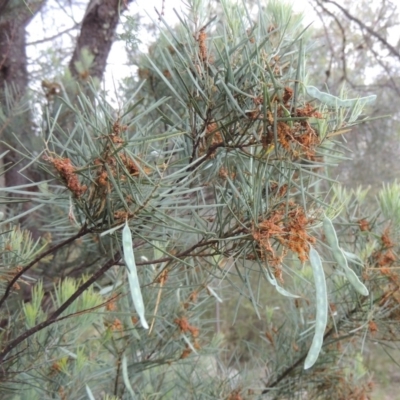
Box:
[218, 166, 236, 180]
[174, 316, 199, 338]
[45, 156, 87, 197]
[276, 108, 321, 160]
[252, 203, 316, 281]
[198, 28, 207, 62]
[374, 227, 397, 272]
[358, 219, 370, 232]
[174, 316, 200, 358]
[199, 122, 224, 157]
[245, 93, 323, 160]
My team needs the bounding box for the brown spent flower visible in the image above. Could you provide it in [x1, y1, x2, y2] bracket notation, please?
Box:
[265, 331, 274, 345]
[111, 318, 123, 331]
[188, 291, 198, 303]
[163, 69, 172, 78]
[253, 203, 316, 266]
[227, 389, 243, 400]
[106, 297, 118, 311]
[199, 122, 223, 157]
[138, 68, 150, 79]
[46, 156, 87, 197]
[277, 116, 320, 160]
[219, 167, 236, 180]
[112, 120, 127, 135]
[283, 87, 293, 104]
[174, 317, 199, 338]
[198, 28, 207, 62]
[368, 320, 378, 335]
[253, 95, 263, 105]
[119, 153, 140, 176]
[180, 346, 192, 359]
[114, 211, 133, 221]
[296, 103, 323, 119]
[358, 219, 370, 232]
[381, 227, 394, 248]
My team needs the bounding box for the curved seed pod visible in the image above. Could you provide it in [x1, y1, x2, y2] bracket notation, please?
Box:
[86, 385, 96, 400]
[323, 215, 340, 249]
[265, 269, 300, 299]
[306, 86, 376, 108]
[304, 246, 328, 370]
[332, 244, 349, 268]
[339, 249, 369, 296]
[341, 250, 363, 266]
[323, 216, 369, 296]
[123, 220, 149, 329]
[122, 354, 136, 397]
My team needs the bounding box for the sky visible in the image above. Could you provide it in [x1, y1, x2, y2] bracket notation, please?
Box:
[26, 0, 318, 103]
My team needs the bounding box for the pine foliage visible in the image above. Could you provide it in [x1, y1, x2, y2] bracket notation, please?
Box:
[0, 1, 397, 399]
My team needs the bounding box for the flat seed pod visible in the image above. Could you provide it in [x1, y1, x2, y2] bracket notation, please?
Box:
[339, 249, 369, 296]
[323, 216, 369, 296]
[85, 385, 96, 400]
[306, 85, 376, 108]
[304, 246, 328, 370]
[322, 215, 340, 250]
[122, 354, 136, 397]
[265, 269, 300, 298]
[123, 220, 149, 329]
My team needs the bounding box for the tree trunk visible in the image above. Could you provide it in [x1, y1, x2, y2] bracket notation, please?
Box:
[69, 0, 131, 83]
[0, 0, 45, 188]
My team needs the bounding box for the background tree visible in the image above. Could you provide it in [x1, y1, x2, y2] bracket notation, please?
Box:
[1, 0, 400, 399]
[308, 0, 400, 191]
[1, 0, 132, 188]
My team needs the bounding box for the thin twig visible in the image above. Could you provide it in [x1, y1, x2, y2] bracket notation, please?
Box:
[262, 297, 370, 395]
[0, 251, 121, 366]
[148, 269, 168, 335]
[323, 0, 400, 61]
[0, 224, 90, 309]
[26, 24, 80, 46]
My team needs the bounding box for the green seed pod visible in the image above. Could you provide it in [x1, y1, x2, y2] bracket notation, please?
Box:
[323, 215, 340, 250]
[123, 220, 149, 329]
[339, 249, 369, 296]
[323, 216, 369, 296]
[305, 246, 328, 370]
[306, 85, 376, 108]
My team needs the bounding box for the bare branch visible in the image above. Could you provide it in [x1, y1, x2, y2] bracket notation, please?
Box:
[26, 23, 80, 46]
[0, 251, 121, 367]
[315, 0, 348, 83]
[0, 224, 90, 309]
[323, 0, 400, 61]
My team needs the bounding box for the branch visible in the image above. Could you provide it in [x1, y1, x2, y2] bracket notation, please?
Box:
[360, 30, 400, 97]
[315, 0, 348, 83]
[0, 224, 90, 309]
[310, 1, 334, 82]
[262, 293, 373, 395]
[0, 251, 121, 366]
[322, 0, 400, 61]
[26, 24, 80, 46]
